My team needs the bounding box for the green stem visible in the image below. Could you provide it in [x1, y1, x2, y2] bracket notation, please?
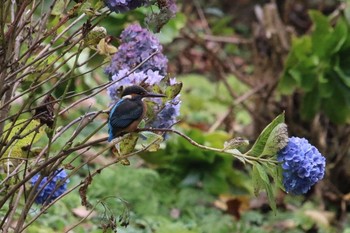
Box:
[137, 128, 279, 165]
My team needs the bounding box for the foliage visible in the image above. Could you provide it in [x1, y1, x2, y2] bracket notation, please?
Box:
[280, 11, 350, 123]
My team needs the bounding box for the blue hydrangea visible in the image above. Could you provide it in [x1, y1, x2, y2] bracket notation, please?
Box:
[30, 169, 69, 205]
[277, 137, 326, 195]
[104, 0, 148, 13]
[105, 24, 168, 76]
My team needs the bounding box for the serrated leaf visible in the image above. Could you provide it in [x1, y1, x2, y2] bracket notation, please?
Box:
[3, 119, 45, 150]
[225, 148, 246, 164]
[254, 163, 277, 213]
[1, 119, 45, 166]
[255, 163, 269, 184]
[137, 131, 163, 152]
[252, 164, 264, 196]
[84, 26, 107, 47]
[264, 163, 284, 191]
[264, 180, 277, 214]
[97, 38, 118, 55]
[119, 133, 139, 155]
[247, 113, 285, 157]
[165, 82, 182, 100]
[260, 123, 288, 157]
[51, 0, 67, 16]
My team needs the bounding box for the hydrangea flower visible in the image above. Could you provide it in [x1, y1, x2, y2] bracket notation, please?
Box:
[150, 95, 181, 129]
[30, 169, 69, 205]
[277, 137, 326, 195]
[159, 0, 177, 15]
[107, 69, 164, 102]
[167, 0, 177, 15]
[105, 24, 168, 76]
[104, 0, 148, 13]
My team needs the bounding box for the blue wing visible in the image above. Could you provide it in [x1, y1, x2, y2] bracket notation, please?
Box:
[108, 99, 143, 141]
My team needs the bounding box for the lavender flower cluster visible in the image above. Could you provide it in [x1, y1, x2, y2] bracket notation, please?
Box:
[104, 0, 147, 13]
[105, 24, 168, 77]
[277, 137, 326, 195]
[104, 0, 177, 15]
[30, 169, 69, 205]
[106, 24, 181, 130]
[165, 0, 177, 15]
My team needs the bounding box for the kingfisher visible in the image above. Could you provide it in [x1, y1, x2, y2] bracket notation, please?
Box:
[108, 85, 166, 142]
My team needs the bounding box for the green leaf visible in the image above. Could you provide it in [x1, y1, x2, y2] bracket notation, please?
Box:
[260, 123, 288, 157]
[309, 11, 347, 58]
[317, 70, 334, 98]
[2, 119, 45, 159]
[119, 133, 139, 155]
[263, 179, 277, 213]
[329, 17, 348, 54]
[247, 113, 285, 157]
[51, 0, 68, 16]
[300, 71, 318, 92]
[225, 148, 246, 164]
[323, 89, 350, 123]
[334, 61, 350, 88]
[278, 70, 298, 94]
[251, 163, 264, 196]
[254, 163, 269, 184]
[84, 26, 107, 47]
[292, 36, 312, 61]
[165, 82, 182, 100]
[309, 10, 331, 34]
[256, 163, 277, 213]
[309, 10, 332, 58]
[300, 89, 321, 120]
[264, 163, 284, 191]
[137, 131, 163, 152]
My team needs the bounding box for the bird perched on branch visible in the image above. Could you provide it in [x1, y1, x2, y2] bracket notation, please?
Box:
[108, 85, 166, 142]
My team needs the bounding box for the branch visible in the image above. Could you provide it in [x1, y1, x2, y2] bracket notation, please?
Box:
[136, 127, 278, 164]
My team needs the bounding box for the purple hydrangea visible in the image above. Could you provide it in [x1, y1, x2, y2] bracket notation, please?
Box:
[107, 69, 164, 102]
[104, 0, 148, 13]
[277, 137, 326, 195]
[167, 0, 177, 15]
[30, 169, 69, 205]
[106, 24, 180, 132]
[105, 24, 168, 76]
[107, 69, 181, 129]
[150, 95, 181, 129]
[160, 0, 177, 15]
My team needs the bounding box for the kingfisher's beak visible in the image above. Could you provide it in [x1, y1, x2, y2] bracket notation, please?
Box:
[145, 92, 166, 98]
